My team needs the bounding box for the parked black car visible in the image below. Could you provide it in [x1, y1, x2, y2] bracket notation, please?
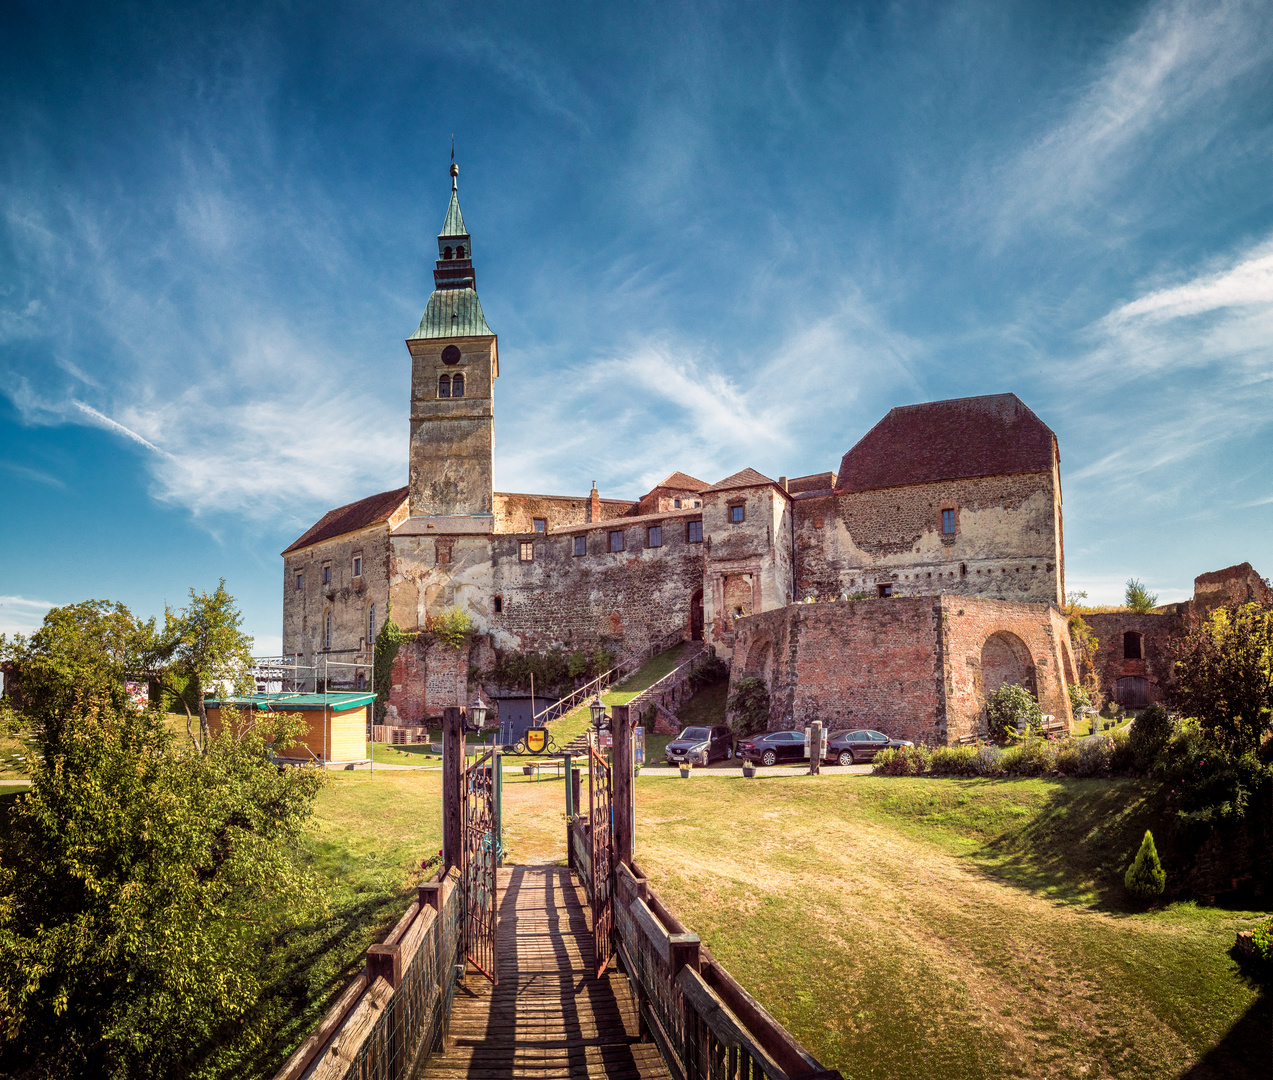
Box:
[824, 729, 913, 765]
[736, 730, 808, 766]
[665, 725, 733, 766]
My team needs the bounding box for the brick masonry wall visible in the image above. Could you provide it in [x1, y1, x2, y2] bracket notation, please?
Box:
[386, 637, 472, 724]
[792, 472, 1062, 606]
[729, 594, 1073, 745]
[489, 518, 705, 657]
[1082, 611, 1184, 708]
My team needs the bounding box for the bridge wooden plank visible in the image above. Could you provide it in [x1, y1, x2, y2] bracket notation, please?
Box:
[420, 865, 669, 1080]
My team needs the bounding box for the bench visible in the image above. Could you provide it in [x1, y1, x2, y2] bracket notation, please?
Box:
[522, 759, 565, 780]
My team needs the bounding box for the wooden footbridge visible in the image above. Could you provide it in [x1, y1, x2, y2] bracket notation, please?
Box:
[275, 705, 840, 1080]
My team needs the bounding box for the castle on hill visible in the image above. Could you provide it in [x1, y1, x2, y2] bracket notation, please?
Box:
[281, 164, 1086, 744]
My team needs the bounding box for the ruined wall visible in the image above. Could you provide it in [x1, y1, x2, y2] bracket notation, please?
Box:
[493, 493, 635, 534]
[728, 594, 1072, 745]
[1193, 562, 1272, 620]
[792, 472, 1062, 606]
[940, 597, 1073, 742]
[282, 522, 394, 686]
[488, 510, 705, 657]
[702, 485, 793, 658]
[730, 598, 945, 744]
[385, 638, 471, 724]
[1082, 611, 1184, 709]
[389, 530, 494, 633]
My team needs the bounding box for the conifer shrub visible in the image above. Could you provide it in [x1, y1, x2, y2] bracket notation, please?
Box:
[1124, 829, 1167, 899]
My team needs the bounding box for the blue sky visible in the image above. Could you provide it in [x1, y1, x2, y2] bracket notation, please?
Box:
[2, 0, 1271, 652]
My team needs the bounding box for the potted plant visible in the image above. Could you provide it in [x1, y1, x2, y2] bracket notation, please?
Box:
[679, 761, 693, 778]
[742, 760, 757, 778]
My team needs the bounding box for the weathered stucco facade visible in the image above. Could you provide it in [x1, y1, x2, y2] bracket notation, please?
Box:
[282, 166, 1090, 731]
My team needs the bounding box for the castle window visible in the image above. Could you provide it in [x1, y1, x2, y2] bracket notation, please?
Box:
[647, 525, 662, 548]
[673, 498, 681, 508]
[443, 246, 452, 259]
[942, 508, 956, 534]
[352, 555, 362, 578]
[960, 563, 967, 577]
[441, 344, 461, 365]
[729, 503, 745, 524]
[519, 541, 534, 562]
[438, 374, 451, 398]
[1123, 631, 1143, 660]
[324, 611, 332, 650]
[694, 501, 701, 508]
[609, 530, 625, 552]
[368, 603, 376, 644]
[456, 245, 465, 258]
[452, 373, 465, 397]
[435, 539, 453, 565]
[295, 572, 303, 591]
[323, 564, 332, 585]
[533, 518, 546, 533]
[573, 536, 586, 557]
[878, 583, 893, 598]
[493, 595, 503, 613]
[687, 521, 703, 543]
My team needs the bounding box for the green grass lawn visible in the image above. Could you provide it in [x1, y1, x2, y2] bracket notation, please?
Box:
[253, 763, 1266, 1080]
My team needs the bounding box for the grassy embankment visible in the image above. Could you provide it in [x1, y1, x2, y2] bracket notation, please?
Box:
[274, 764, 1268, 1080]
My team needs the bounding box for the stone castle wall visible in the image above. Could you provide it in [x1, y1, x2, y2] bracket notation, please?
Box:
[1082, 611, 1185, 709]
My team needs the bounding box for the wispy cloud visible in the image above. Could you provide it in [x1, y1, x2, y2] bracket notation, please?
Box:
[0, 461, 65, 489]
[0, 595, 56, 637]
[1106, 240, 1273, 322]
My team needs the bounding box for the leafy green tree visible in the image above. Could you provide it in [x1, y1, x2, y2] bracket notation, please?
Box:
[372, 605, 407, 723]
[1125, 578, 1159, 613]
[0, 601, 323, 1079]
[985, 682, 1042, 742]
[1124, 829, 1166, 899]
[1172, 601, 1273, 755]
[1127, 702, 1173, 771]
[726, 677, 771, 738]
[427, 606, 473, 649]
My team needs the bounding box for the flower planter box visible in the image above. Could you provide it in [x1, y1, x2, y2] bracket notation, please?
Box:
[679, 765, 693, 778]
[742, 763, 757, 778]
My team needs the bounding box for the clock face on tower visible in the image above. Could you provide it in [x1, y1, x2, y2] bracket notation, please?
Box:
[442, 345, 462, 365]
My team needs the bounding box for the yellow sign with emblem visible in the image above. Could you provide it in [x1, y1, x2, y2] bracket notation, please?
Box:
[525, 726, 547, 754]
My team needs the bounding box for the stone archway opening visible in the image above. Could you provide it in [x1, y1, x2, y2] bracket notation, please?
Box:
[980, 630, 1037, 700]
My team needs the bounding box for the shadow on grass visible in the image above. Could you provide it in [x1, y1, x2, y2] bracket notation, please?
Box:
[1176, 991, 1270, 1080]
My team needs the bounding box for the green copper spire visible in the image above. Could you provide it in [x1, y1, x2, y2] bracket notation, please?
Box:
[409, 160, 492, 340]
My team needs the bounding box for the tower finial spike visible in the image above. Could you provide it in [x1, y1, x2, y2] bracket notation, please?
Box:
[450, 136, 458, 189]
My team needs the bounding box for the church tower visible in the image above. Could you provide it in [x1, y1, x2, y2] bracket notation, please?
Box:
[406, 162, 498, 521]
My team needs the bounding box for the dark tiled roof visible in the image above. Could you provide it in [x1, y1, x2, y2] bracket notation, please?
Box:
[836, 394, 1056, 493]
[655, 472, 709, 492]
[282, 486, 409, 555]
[701, 468, 779, 494]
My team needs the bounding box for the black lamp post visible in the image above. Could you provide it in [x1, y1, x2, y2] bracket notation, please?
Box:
[466, 694, 488, 733]
[589, 693, 608, 738]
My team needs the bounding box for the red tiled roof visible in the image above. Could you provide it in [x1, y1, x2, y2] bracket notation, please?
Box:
[836, 394, 1056, 493]
[701, 468, 780, 494]
[282, 486, 409, 555]
[655, 471, 709, 492]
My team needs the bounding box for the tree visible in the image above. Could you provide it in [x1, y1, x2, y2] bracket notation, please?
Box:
[986, 682, 1042, 741]
[0, 600, 323, 1078]
[1125, 578, 1159, 613]
[1124, 829, 1166, 899]
[726, 677, 770, 738]
[1172, 601, 1273, 755]
[372, 605, 407, 724]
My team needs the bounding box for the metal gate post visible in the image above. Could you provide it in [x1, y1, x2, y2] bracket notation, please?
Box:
[442, 706, 464, 872]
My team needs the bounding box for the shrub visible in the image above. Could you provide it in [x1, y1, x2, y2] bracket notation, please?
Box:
[1074, 735, 1115, 776]
[1124, 829, 1167, 899]
[1068, 682, 1092, 714]
[927, 744, 978, 776]
[1053, 739, 1081, 774]
[972, 743, 1004, 776]
[1253, 916, 1273, 966]
[373, 608, 407, 723]
[986, 683, 1043, 742]
[1109, 727, 1136, 772]
[999, 736, 1055, 776]
[726, 678, 770, 738]
[1127, 702, 1173, 771]
[567, 649, 588, 679]
[426, 607, 473, 649]
[871, 744, 931, 776]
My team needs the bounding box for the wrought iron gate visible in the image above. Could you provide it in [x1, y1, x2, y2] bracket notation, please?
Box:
[462, 750, 498, 983]
[588, 739, 615, 978]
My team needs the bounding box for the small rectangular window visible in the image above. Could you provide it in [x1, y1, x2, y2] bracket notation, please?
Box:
[647, 526, 662, 548]
[352, 555, 363, 577]
[573, 535, 586, 557]
[435, 540, 452, 565]
[493, 595, 503, 614]
[942, 508, 956, 535]
[687, 521, 703, 543]
[323, 565, 332, 585]
[609, 530, 625, 552]
[519, 541, 534, 562]
[730, 504, 745, 524]
[533, 517, 546, 533]
[295, 572, 303, 590]
[877, 583, 893, 597]
[673, 498, 681, 508]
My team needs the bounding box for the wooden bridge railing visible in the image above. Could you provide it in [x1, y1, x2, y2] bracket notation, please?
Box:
[570, 817, 842, 1080]
[273, 868, 464, 1080]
